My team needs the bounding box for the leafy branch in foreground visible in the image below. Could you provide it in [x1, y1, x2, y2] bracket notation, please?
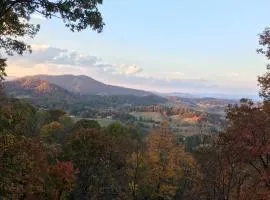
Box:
[0, 0, 105, 79]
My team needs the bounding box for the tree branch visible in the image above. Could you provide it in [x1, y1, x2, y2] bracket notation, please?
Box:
[0, 0, 22, 19]
[260, 155, 268, 169]
[248, 161, 262, 176]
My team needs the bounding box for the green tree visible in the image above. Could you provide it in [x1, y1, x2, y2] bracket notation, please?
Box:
[41, 121, 64, 143]
[72, 119, 100, 132]
[41, 114, 74, 144]
[258, 27, 270, 102]
[0, 57, 6, 81]
[48, 109, 66, 122]
[64, 128, 131, 199]
[105, 122, 128, 137]
[0, 0, 105, 79]
[0, 99, 36, 136]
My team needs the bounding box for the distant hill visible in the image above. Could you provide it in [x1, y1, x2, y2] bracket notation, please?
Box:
[28, 74, 152, 96]
[162, 92, 259, 101]
[4, 77, 75, 100]
[4, 77, 167, 111]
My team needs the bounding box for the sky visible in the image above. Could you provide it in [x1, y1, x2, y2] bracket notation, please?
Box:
[6, 0, 270, 96]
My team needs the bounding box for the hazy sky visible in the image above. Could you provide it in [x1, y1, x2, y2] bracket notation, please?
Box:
[6, 0, 270, 95]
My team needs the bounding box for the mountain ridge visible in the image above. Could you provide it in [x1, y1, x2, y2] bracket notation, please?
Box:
[4, 77, 75, 100]
[3, 77, 167, 110]
[23, 74, 152, 96]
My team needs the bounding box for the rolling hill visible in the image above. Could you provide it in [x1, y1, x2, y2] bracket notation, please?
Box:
[29, 74, 152, 96]
[3, 76, 167, 111]
[4, 77, 75, 100]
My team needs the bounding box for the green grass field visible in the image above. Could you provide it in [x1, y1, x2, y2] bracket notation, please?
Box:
[130, 112, 164, 122]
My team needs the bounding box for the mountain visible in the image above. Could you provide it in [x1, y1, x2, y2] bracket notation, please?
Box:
[28, 74, 152, 96]
[4, 77, 74, 99]
[3, 77, 167, 111]
[163, 92, 259, 101]
[156, 92, 196, 98]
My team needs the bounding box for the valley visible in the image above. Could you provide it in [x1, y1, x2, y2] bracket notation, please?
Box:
[4, 75, 229, 137]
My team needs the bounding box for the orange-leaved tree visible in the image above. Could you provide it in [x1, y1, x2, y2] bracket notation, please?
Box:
[143, 121, 195, 199]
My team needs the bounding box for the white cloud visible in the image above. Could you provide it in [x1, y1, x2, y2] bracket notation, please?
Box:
[117, 64, 142, 75]
[5, 44, 259, 95]
[31, 44, 50, 50]
[163, 71, 185, 81]
[231, 72, 239, 77]
[7, 45, 143, 76]
[11, 46, 102, 68]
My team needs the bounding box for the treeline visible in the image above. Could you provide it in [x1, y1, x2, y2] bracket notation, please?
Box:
[128, 105, 191, 116]
[70, 108, 136, 122]
[19, 94, 167, 115]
